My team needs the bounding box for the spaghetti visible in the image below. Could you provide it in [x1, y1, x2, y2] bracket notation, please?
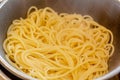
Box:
[3, 6, 114, 80]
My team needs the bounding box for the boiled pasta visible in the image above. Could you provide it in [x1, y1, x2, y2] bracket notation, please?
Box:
[3, 6, 114, 80]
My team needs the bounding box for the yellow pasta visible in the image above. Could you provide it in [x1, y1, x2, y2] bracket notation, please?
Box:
[3, 6, 114, 80]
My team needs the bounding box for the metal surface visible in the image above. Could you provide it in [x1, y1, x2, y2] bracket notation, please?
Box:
[0, 0, 120, 80]
[0, 0, 7, 9]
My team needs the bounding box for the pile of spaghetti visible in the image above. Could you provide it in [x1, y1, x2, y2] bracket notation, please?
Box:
[3, 7, 114, 80]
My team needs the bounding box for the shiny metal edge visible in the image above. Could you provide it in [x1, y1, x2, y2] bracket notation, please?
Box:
[0, 56, 37, 80]
[0, 0, 8, 9]
[95, 67, 120, 80]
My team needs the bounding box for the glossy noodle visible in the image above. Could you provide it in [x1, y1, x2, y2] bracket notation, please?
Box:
[3, 6, 114, 80]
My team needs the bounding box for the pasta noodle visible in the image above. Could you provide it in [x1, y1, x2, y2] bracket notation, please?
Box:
[3, 6, 114, 80]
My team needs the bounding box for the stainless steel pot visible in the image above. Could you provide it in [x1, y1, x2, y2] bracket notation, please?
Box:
[0, 0, 120, 80]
